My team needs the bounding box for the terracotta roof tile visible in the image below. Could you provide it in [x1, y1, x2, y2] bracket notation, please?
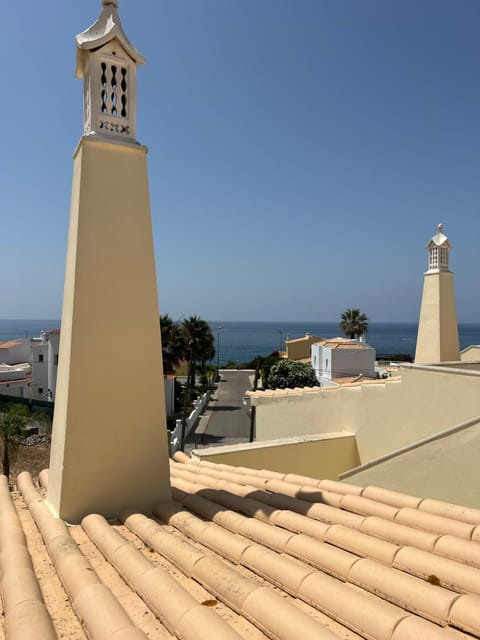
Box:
[4, 455, 480, 639]
[0, 339, 23, 348]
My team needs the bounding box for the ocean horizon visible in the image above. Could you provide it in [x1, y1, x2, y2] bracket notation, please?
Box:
[2, 318, 480, 366]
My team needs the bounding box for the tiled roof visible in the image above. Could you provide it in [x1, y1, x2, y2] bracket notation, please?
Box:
[286, 335, 322, 344]
[315, 339, 371, 350]
[4, 458, 480, 639]
[248, 378, 388, 398]
[0, 339, 23, 349]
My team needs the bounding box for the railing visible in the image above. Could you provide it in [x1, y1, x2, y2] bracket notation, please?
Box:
[169, 392, 209, 454]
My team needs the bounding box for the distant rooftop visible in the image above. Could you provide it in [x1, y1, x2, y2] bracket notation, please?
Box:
[0, 339, 23, 349]
[314, 338, 372, 350]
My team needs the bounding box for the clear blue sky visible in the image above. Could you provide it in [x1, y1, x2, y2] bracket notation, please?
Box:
[1, 0, 480, 322]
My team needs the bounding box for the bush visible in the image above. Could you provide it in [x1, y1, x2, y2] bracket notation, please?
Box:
[260, 353, 281, 389]
[267, 359, 317, 390]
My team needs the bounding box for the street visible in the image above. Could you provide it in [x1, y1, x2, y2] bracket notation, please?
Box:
[185, 369, 252, 450]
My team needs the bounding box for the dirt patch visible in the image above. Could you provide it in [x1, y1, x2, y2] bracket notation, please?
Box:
[5, 441, 51, 483]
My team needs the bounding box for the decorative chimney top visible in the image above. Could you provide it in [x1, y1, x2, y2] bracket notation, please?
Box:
[75, 1, 145, 143]
[426, 224, 451, 273]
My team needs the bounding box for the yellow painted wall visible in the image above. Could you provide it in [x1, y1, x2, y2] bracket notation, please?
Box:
[415, 271, 460, 363]
[344, 418, 480, 508]
[285, 335, 322, 361]
[48, 137, 171, 523]
[192, 434, 360, 480]
[460, 346, 480, 362]
[252, 365, 480, 465]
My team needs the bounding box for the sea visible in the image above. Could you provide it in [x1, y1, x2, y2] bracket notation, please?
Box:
[3, 319, 480, 366]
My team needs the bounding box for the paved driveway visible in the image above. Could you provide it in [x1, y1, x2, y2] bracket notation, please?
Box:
[185, 369, 252, 450]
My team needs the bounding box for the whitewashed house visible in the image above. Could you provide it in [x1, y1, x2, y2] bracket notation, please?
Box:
[31, 330, 61, 401]
[0, 339, 30, 365]
[311, 337, 376, 386]
[0, 339, 33, 398]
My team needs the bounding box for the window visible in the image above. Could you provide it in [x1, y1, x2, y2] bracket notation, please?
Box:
[54, 354, 59, 366]
[38, 387, 43, 394]
[38, 354, 44, 363]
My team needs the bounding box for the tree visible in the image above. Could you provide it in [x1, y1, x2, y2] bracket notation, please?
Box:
[339, 308, 368, 339]
[267, 359, 317, 390]
[260, 353, 281, 389]
[160, 314, 185, 374]
[0, 404, 29, 479]
[180, 316, 215, 450]
[181, 316, 215, 389]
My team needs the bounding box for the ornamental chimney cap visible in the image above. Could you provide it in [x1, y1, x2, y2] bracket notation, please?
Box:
[426, 223, 450, 249]
[75, 0, 145, 78]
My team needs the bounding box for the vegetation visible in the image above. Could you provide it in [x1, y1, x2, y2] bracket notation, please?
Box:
[160, 314, 216, 380]
[260, 353, 281, 389]
[339, 308, 369, 339]
[267, 359, 317, 390]
[160, 314, 185, 374]
[0, 404, 29, 479]
[160, 314, 216, 448]
[181, 316, 215, 391]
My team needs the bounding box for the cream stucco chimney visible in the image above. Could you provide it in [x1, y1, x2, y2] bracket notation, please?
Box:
[47, 0, 171, 522]
[415, 224, 460, 364]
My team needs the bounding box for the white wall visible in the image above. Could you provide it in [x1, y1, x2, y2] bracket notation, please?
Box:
[311, 343, 375, 382]
[31, 343, 49, 400]
[0, 379, 30, 398]
[47, 333, 60, 401]
[330, 347, 375, 378]
[0, 339, 30, 365]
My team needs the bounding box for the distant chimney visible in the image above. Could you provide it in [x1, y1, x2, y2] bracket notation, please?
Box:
[415, 224, 460, 363]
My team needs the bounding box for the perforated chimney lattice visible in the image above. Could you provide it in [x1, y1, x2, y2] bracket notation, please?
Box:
[100, 62, 128, 118]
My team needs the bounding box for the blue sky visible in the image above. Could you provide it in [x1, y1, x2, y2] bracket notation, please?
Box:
[1, 0, 480, 322]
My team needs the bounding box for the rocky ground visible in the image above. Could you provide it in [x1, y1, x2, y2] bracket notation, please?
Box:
[8, 438, 51, 483]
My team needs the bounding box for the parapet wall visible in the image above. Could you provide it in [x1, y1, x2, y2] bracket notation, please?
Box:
[191, 433, 360, 480]
[341, 416, 480, 508]
[250, 365, 480, 465]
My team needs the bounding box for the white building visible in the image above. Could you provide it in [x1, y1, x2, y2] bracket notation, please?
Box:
[30, 330, 61, 401]
[311, 337, 376, 386]
[0, 338, 33, 399]
[0, 338, 30, 365]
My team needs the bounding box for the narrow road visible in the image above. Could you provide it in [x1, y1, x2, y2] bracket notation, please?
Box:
[185, 370, 252, 450]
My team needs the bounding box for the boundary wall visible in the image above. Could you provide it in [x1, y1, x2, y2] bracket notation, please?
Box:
[341, 415, 480, 508]
[250, 364, 480, 464]
[191, 432, 360, 480]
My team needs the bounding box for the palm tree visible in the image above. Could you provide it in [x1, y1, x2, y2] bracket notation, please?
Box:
[160, 314, 185, 374]
[180, 316, 215, 449]
[0, 404, 29, 479]
[340, 308, 369, 339]
[181, 316, 215, 389]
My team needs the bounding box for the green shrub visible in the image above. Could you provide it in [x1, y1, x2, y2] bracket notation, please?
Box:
[268, 359, 317, 390]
